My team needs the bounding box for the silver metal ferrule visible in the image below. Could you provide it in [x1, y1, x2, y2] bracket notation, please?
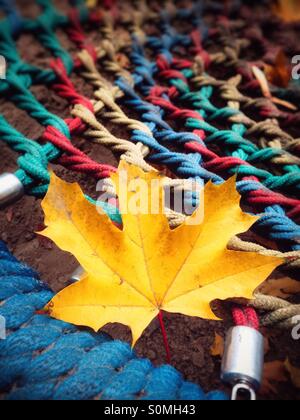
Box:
[221, 326, 264, 392]
[0, 173, 24, 208]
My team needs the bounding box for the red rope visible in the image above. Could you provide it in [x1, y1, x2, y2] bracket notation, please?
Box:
[147, 88, 300, 221]
[41, 58, 117, 180]
[190, 30, 211, 69]
[158, 311, 171, 364]
[232, 307, 260, 330]
[100, 0, 119, 19]
[42, 123, 115, 179]
[50, 58, 94, 111]
[67, 8, 98, 66]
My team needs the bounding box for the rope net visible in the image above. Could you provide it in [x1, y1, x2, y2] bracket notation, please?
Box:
[0, 0, 299, 400]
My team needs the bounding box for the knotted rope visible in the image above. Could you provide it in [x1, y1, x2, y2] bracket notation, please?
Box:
[0, 0, 299, 363]
[252, 294, 300, 329]
[0, 242, 227, 400]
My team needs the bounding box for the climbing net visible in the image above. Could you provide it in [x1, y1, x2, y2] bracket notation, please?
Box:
[0, 0, 299, 400]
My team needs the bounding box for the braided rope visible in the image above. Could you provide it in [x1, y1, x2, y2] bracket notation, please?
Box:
[0, 0, 89, 89]
[0, 0, 22, 34]
[53, 42, 201, 214]
[203, 11, 300, 114]
[141, 25, 300, 198]
[126, 3, 298, 203]
[0, 115, 54, 195]
[115, 25, 300, 250]
[0, 5, 116, 191]
[72, 103, 153, 172]
[252, 294, 300, 329]
[74, 1, 300, 261]
[0, 1, 299, 338]
[0, 242, 226, 400]
[70, 4, 225, 189]
[141, 2, 300, 154]
[67, 42, 209, 207]
[118, 86, 300, 250]
[164, 76, 300, 195]
[0, 1, 299, 401]
[0, 1, 193, 226]
[0, 1, 181, 212]
[192, 71, 300, 157]
[232, 307, 260, 331]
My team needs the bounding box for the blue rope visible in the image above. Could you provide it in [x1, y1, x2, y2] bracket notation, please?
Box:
[117, 82, 300, 251]
[116, 13, 300, 252]
[0, 242, 227, 400]
[0, 0, 22, 35]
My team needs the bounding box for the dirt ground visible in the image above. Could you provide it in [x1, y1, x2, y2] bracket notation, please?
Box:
[0, 0, 299, 400]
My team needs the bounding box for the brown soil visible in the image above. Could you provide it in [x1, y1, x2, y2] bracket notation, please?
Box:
[0, 0, 299, 400]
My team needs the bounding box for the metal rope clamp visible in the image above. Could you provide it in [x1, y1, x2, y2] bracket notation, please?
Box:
[0, 173, 24, 209]
[221, 326, 264, 401]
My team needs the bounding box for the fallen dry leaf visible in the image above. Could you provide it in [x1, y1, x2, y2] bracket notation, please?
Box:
[252, 66, 298, 111]
[285, 359, 300, 389]
[264, 50, 291, 88]
[253, 65, 297, 111]
[86, 0, 97, 8]
[261, 361, 288, 395]
[210, 333, 224, 357]
[273, 0, 300, 22]
[41, 162, 281, 345]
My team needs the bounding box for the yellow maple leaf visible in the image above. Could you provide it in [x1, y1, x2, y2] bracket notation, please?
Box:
[41, 162, 281, 345]
[273, 0, 300, 22]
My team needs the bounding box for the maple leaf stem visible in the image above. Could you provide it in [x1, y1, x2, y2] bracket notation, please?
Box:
[158, 311, 171, 364]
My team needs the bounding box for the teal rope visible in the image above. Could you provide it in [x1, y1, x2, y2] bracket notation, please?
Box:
[4, 70, 70, 135]
[0, 0, 89, 90]
[85, 196, 122, 225]
[177, 71, 300, 181]
[0, 113, 121, 222]
[0, 19, 54, 90]
[0, 115, 54, 195]
[0, 241, 227, 400]
[0, 15, 70, 136]
[151, 66, 300, 194]
[0, 1, 80, 194]
[23, 0, 73, 74]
